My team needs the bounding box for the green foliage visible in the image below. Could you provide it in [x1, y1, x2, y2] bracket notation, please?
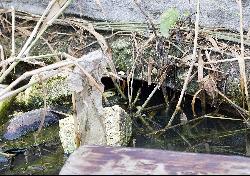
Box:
[160, 8, 179, 38]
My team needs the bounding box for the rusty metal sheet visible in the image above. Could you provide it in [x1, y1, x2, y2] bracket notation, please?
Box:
[60, 145, 250, 175]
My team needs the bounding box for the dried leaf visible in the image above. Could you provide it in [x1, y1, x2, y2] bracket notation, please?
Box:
[40, 0, 69, 30]
[180, 111, 188, 124]
[202, 75, 218, 99]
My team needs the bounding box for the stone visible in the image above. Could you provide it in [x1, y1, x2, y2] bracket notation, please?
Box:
[103, 105, 132, 147]
[2, 108, 59, 140]
[58, 105, 132, 154]
[1, 0, 250, 31]
[59, 50, 132, 154]
[15, 70, 71, 109]
[58, 115, 77, 154]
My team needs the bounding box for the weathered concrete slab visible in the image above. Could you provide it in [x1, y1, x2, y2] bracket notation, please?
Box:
[1, 0, 250, 31]
[60, 145, 250, 175]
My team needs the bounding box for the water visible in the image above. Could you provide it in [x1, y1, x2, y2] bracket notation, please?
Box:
[101, 77, 250, 157]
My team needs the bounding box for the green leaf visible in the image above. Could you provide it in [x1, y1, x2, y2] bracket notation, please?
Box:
[160, 8, 179, 38]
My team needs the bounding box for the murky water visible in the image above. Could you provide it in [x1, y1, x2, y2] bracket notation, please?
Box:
[101, 77, 250, 157]
[132, 116, 249, 156]
[0, 125, 65, 175]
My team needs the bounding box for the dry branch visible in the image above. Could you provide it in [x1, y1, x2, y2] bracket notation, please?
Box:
[166, 0, 200, 127]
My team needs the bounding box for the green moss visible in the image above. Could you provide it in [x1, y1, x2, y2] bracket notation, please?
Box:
[2, 125, 60, 151]
[4, 143, 65, 175]
[0, 96, 15, 125]
[15, 75, 72, 110]
[111, 37, 133, 71]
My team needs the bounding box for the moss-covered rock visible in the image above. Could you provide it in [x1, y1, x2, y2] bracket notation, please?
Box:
[1, 124, 60, 152]
[111, 37, 133, 71]
[15, 71, 72, 110]
[0, 85, 15, 125]
[110, 34, 247, 109]
[0, 96, 15, 125]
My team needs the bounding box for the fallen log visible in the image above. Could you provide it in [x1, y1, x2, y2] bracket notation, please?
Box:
[60, 145, 250, 175]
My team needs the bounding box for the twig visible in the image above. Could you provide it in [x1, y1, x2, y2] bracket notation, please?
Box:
[135, 84, 160, 116]
[197, 51, 205, 115]
[133, 0, 158, 37]
[35, 75, 48, 138]
[24, 0, 73, 56]
[134, 65, 167, 132]
[204, 115, 243, 121]
[0, 52, 86, 100]
[191, 89, 203, 117]
[237, 0, 250, 115]
[216, 90, 248, 120]
[0, 70, 60, 102]
[0, 53, 60, 67]
[0, 45, 5, 76]
[0, 0, 55, 82]
[72, 92, 81, 148]
[0, 59, 73, 98]
[128, 33, 138, 109]
[131, 88, 141, 107]
[168, 55, 223, 73]
[133, 72, 167, 132]
[11, 7, 15, 57]
[0, 151, 15, 158]
[166, 0, 200, 127]
[204, 56, 250, 65]
[147, 116, 206, 136]
[0, 0, 72, 83]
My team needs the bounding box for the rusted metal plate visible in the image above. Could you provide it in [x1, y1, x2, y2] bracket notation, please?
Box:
[60, 145, 250, 175]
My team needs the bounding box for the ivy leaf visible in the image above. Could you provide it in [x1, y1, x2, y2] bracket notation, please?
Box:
[160, 8, 179, 38]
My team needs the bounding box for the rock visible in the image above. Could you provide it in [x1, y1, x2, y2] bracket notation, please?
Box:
[1, 0, 250, 31]
[103, 105, 132, 147]
[59, 50, 132, 153]
[58, 105, 132, 154]
[0, 97, 14, 125]
[15, 71, 71, 110]
[67, 50, 108, 146]
[58, 115, 77, 154]
[0, 155, 9, 173]
[2, 108, 59, 140]
[0, 84, 15, 125]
